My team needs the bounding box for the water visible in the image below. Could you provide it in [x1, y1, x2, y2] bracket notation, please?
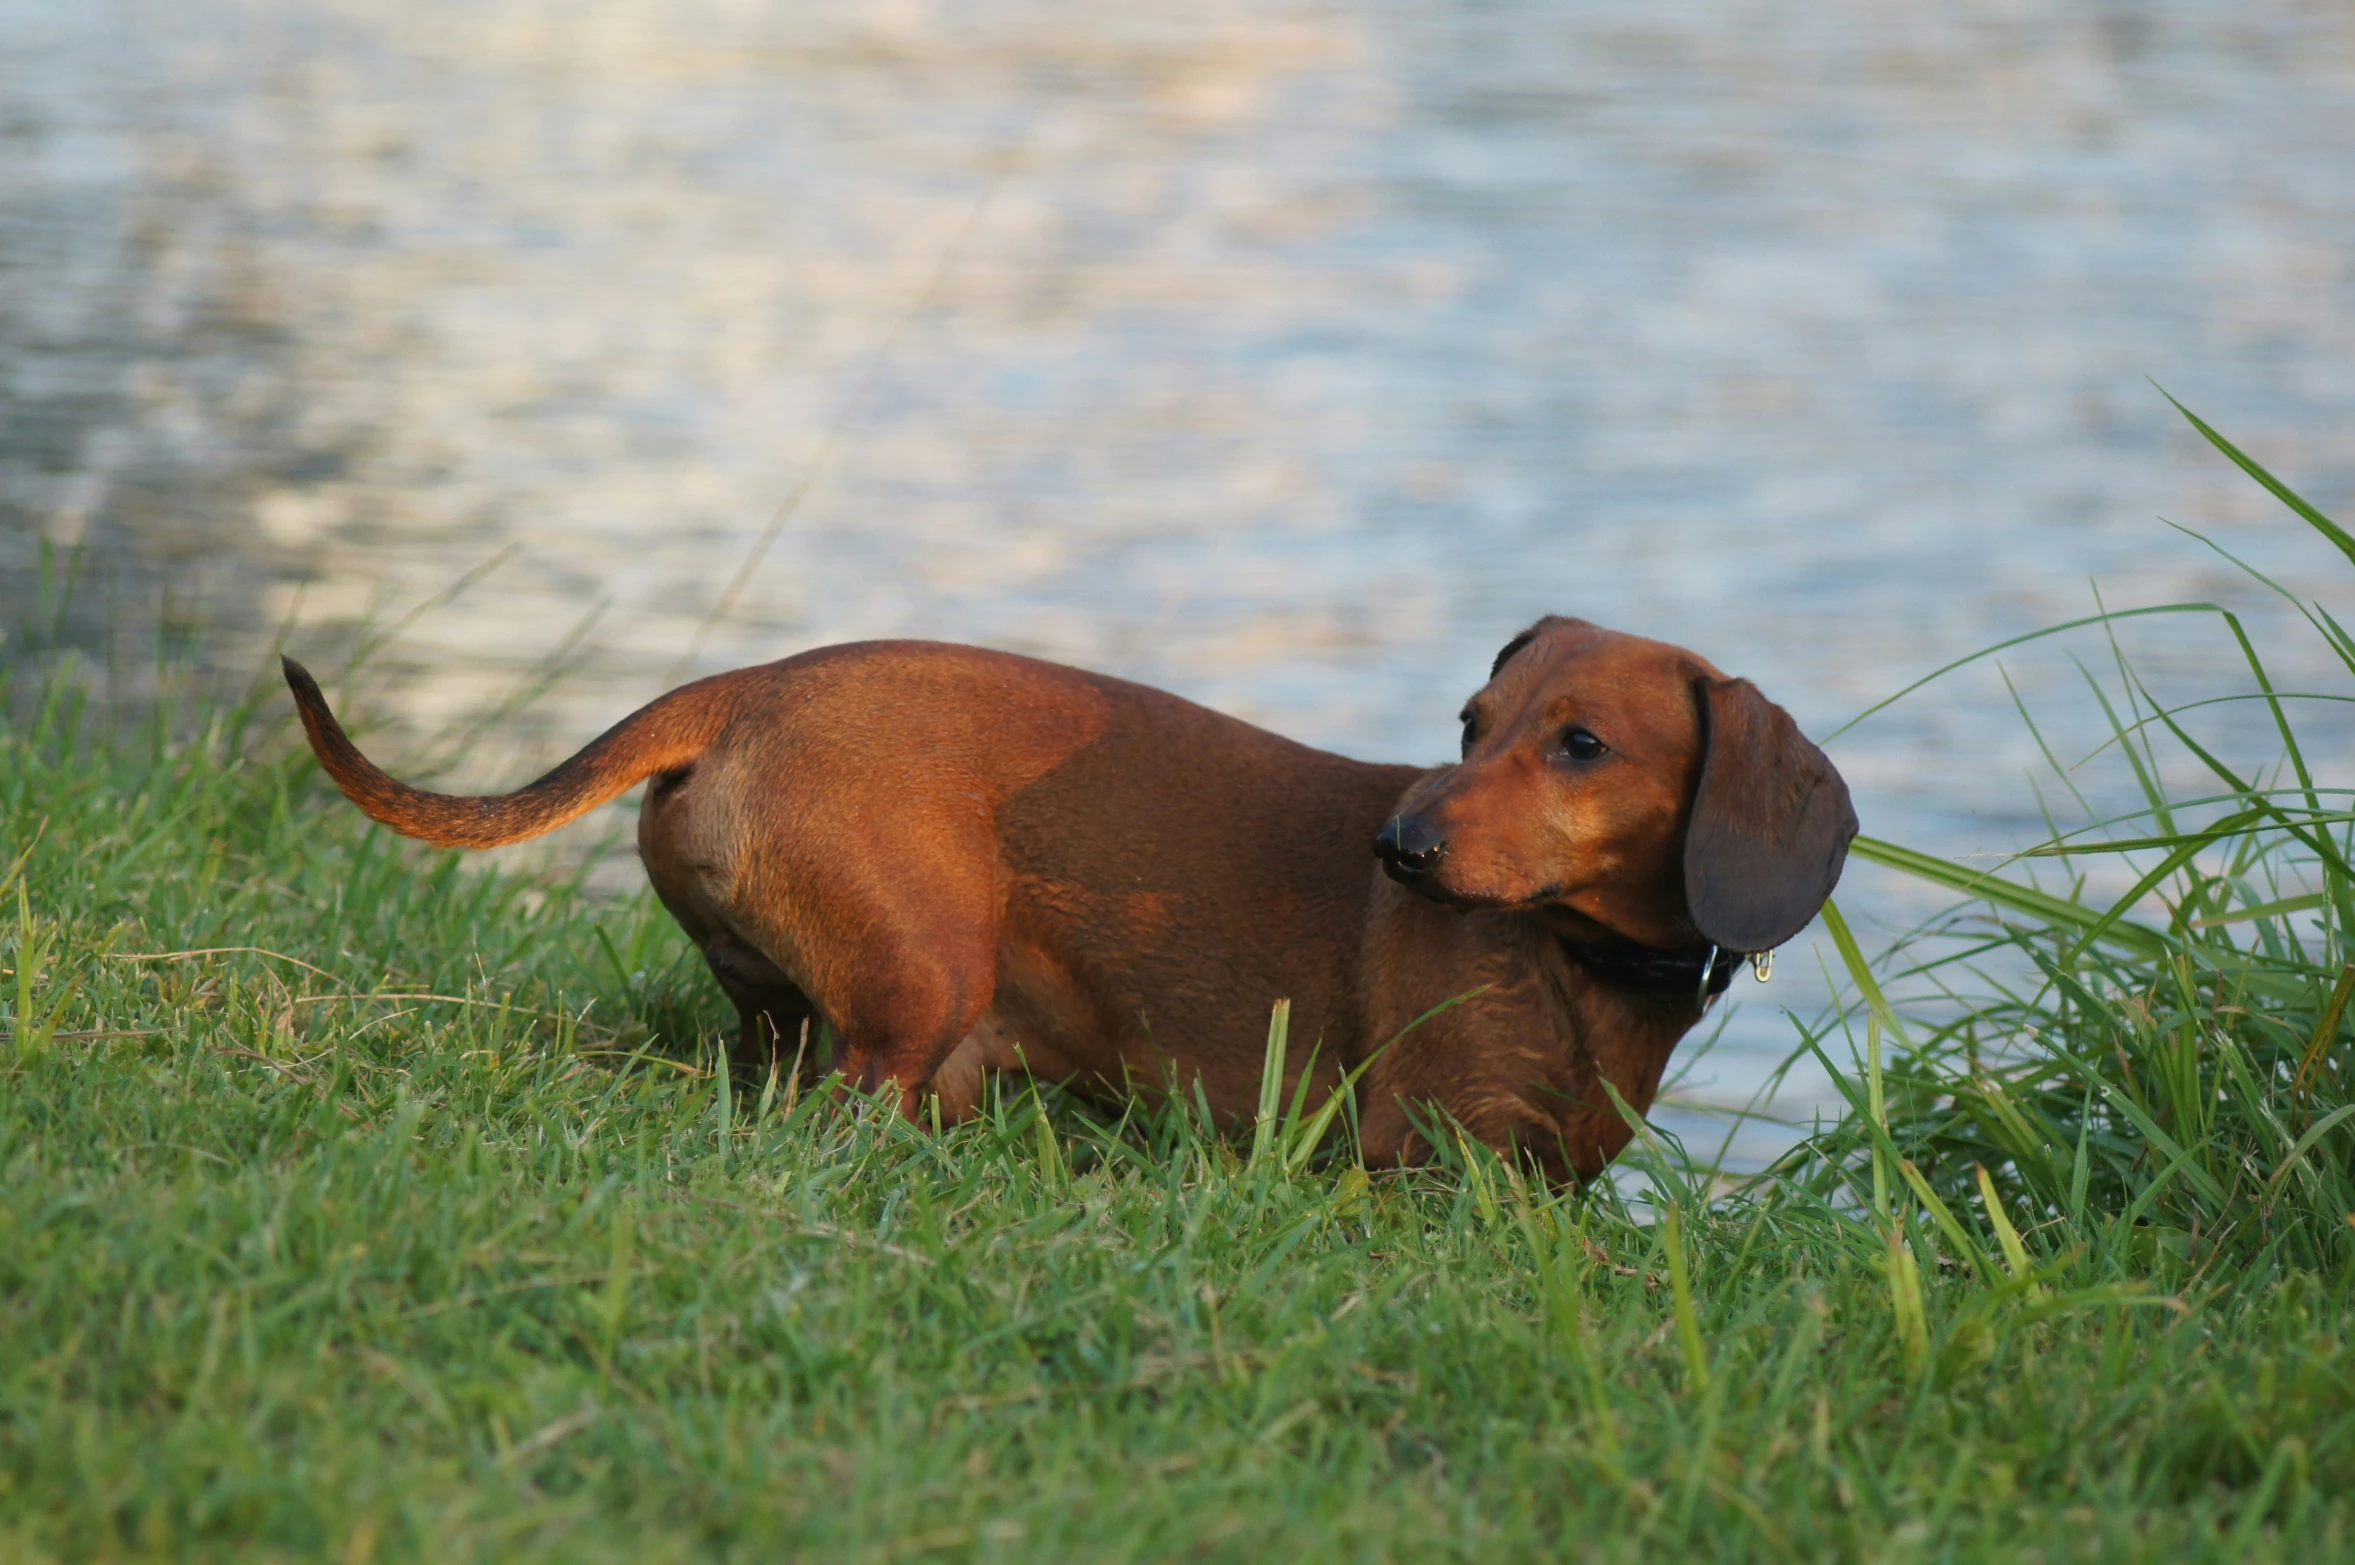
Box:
[7, 0, 2354, 1164]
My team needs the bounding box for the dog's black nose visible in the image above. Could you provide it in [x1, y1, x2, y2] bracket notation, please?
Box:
[1374, 814, 1448, 880]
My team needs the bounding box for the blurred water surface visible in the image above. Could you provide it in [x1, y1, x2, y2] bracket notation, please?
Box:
[5, 0, 2354, 1162]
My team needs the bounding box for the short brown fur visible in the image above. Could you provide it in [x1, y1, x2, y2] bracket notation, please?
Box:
[284, 618, 1854, 1181]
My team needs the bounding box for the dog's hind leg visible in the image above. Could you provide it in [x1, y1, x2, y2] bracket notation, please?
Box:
[644, 725, 1013, 1124]
[719, 856, 1002, 1123]
[821, 919, 999, 1121]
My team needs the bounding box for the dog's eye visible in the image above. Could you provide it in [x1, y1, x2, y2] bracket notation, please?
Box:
[1562, 728, 1607, 761]
[1460, 715, 1479, 757]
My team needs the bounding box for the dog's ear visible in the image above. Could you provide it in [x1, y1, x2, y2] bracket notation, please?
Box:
[1683, 678, 1857, 952]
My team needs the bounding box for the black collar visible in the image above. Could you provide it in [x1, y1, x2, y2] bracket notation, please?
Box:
[1559, 936, 1750, 1005]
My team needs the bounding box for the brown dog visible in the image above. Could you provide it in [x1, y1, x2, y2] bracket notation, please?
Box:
[283, 616, 1854, 1180]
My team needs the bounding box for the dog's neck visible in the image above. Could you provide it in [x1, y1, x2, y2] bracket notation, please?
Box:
[1535, 907, 1747, 1007]
[1554, 935, 1745, 1005]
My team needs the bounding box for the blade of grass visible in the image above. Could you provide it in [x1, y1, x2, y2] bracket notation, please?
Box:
[2160, 386, 2355, 569]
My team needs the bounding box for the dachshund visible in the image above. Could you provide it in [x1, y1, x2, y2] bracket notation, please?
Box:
[283, 616, 1854, 1180]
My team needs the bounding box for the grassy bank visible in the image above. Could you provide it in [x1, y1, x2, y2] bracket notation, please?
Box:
[5, 421, 2354, 1561]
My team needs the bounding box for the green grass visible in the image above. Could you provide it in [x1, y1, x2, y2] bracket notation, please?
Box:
[1777, 406, 2355, 1288]
[4, 411, 2354, 1560]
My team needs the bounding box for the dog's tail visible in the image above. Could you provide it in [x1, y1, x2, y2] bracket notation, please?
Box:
[281, 657, 751, 850]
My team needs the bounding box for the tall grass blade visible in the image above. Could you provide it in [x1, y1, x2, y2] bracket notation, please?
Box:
[1974, 1164, 2039, 1293]
[2294, 964, 2355, 1100]
[1250, 998, 1291, 1170]
[1664, 1206, 1711, 1395]
[2160, 386, 2355, 569]
[1847, 839, 2173, 956]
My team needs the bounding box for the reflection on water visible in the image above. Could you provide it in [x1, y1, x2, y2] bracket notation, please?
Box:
[6, 0, 2354, 1162]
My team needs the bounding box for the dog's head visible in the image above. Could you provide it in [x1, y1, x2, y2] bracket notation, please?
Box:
[1373, 617, 1857, 953]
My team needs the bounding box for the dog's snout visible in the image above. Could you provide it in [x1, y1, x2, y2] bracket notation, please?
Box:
[1374, 814, 1448, 881]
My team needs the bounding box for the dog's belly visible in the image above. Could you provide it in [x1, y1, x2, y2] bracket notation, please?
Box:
[943, 912, 1139, 1110]
[926, 996, 1262, 1123]
[930, 904, 1282, 1121]
[912, 877, 1350, 1125]
[927, 1007, 1104, 1119]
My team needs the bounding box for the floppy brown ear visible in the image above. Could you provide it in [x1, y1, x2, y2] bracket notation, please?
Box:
[1683, 678, 1858, 952]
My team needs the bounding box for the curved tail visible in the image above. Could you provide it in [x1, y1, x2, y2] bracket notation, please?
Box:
[281, 657, 750, 850]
